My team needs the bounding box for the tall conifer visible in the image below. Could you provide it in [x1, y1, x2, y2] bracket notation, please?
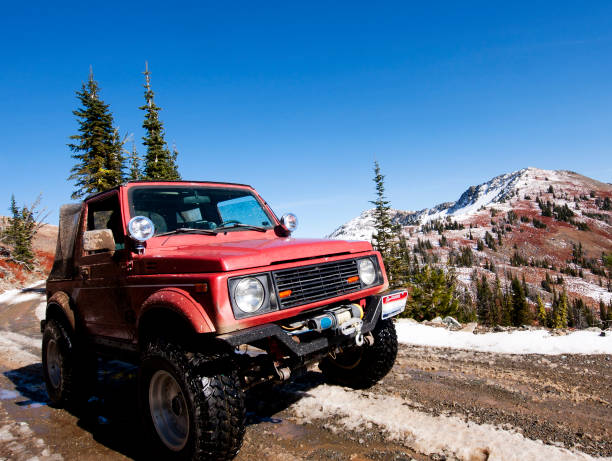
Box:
[370, 161, 401, 284]
[140, 62, 180, 180]
[127, 142, 142, 181]
[68, 68, 125, 199]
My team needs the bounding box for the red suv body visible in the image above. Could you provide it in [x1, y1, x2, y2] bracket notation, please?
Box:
[42, 180, 405, 460]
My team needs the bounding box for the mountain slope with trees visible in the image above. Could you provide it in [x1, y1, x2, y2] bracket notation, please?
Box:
[330, 167, 612, 328]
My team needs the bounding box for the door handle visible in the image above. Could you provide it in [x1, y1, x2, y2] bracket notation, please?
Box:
[79, 267, 90, 280]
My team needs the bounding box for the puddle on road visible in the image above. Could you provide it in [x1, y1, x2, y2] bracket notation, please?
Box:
[267, 419, 309, 440]
[0, 388, 19, 400]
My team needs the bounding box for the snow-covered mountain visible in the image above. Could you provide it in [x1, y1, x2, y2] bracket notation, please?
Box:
[328, 167, 612, 310]
[328, 167, 608, 240]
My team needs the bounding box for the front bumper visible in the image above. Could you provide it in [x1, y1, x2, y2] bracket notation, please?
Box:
[217, 292, 398, 358]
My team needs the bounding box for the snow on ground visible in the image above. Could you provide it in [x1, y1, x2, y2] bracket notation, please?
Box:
[0, 280, 45, 305]
[396, 320, 612, 355]
[292, 385, 607, 461]
[0, 417, 63, 461]
[564, 276, 612, 305]
[0, 332, 40, 367]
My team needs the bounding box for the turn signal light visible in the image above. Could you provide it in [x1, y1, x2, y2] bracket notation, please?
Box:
[195, 283, 208, 293]
[347, 276, 359, 283]
[279, 289, 292, 298]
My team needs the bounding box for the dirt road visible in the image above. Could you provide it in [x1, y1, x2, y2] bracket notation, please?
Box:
[0, 287, 611, 460]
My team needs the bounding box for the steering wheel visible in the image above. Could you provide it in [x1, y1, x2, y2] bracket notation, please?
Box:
[219, 220, 241, 227]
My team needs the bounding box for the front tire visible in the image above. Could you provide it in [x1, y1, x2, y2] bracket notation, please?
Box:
[320, 318, 398, 389]
[139, 340, 245, 460]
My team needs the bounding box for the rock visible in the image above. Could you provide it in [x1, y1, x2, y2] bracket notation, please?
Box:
[460, 322, 477, 333]
[493, 325, 506, 332]
[442, 316, 461, 328]
[600, 331, 607, 337]
[431, 316, 443, 324]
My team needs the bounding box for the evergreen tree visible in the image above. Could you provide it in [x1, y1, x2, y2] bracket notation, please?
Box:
[127, 142, 142, 181]
[404, 265, 459, 321]
[553, 291, 568, 328]
[598, 300, 607, 327]
[476, 275, 493, 325]
[537, 295, 547, 327]
[370, 161, 401, 284]
[68, 68, 125, 199]
[511, 275, 531, 326]
[1, 195, 45, 270]
[140, 62, 181, 180]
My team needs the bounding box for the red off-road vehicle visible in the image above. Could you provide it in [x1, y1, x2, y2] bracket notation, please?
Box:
[42, 181, 406, 460]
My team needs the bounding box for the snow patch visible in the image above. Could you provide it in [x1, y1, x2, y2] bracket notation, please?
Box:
[0, 280, 45, 307]
[396, 320, 612, 355]
[0, 331, 40, 367]
[292, 385, 604, 461]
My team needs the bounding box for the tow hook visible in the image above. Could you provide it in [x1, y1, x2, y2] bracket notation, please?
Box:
[339, 317, 363, 336]
[355, 331, 364, 346]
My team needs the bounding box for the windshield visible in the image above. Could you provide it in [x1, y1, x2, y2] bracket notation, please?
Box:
[128, 185, 275, 235]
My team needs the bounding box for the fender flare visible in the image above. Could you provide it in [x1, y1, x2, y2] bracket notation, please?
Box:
[138, 287, 216, 334]
[46, 291, 76, 331]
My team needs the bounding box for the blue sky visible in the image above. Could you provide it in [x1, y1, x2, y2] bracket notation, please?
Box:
[1, 1, 612, 237]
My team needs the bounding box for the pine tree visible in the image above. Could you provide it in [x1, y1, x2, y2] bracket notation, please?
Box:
[140, 62, 181, 180]
[1, 195, 46, 270]
[370, 161, 401, 284]
[404, 265, 459, 321]
[537, 295, 547, 327]
[511, 275, 531, 326]
[68, 68, 125, 199]
[553, 291, 568, 328]
[476, 275, 493, 325]
[127, 142, 142, 181]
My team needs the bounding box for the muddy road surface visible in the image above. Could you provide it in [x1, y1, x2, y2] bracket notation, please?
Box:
[0, 286, 611, 460]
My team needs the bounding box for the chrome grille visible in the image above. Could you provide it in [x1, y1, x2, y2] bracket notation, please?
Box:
[273, 259, 361, 308]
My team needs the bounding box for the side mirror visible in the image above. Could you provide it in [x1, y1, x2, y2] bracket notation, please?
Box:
[83, 229, 116, 253]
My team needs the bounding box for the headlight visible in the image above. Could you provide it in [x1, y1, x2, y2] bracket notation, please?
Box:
[358, 258, 377, 286]
[234, 278, 265, 313]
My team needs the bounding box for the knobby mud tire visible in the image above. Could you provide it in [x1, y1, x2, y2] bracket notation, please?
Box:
[42, 318, 96, 408]
[139, 339, 246, 461]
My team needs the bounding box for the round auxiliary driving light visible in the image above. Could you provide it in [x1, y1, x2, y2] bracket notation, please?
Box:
[280, 213, 298, 232]
[358, 258, 377, 286]
[234, 278, 265, 313]
[128, 216, 155, 242]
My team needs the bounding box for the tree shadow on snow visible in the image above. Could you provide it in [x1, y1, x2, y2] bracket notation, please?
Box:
[4, 359, 325, 460]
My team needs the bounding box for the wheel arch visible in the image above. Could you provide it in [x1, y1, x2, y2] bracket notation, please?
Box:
[46, 291, 76, 332]
[137, 288, 216, 345]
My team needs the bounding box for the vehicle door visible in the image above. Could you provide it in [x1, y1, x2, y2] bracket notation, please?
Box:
[74, 192, 133, 340]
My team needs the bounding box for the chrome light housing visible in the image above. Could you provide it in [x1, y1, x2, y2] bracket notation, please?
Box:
[280, 213, 298, 232]
[358, 258, 377, 286]
[128, 216, 155, 242]
[234, 277, 265, 313]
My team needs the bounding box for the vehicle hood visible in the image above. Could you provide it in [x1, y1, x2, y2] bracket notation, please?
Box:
[141, 236, 373, 273]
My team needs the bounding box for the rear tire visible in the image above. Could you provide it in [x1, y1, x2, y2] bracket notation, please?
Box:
[139, 339, 245, 460]
[320, 319, 398, 389]
[42, 318, 96, 407]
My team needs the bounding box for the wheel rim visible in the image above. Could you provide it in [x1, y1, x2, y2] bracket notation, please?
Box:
[149, 370, 190, 451]
[46, 339, 61, 388]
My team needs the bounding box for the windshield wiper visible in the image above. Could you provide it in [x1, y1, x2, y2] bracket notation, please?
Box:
[157, 228, 217, 237]
[214, 223, 267, 233]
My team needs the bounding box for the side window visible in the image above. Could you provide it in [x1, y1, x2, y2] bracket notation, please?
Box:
[86, 195, 125, 251]
[217, 195, 272, 227]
